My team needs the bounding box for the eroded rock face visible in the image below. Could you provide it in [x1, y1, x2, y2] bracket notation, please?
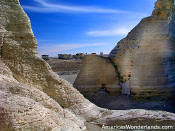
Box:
[74, 55, 120, 96]
[109, 0, 175, 99]
[0, 0, 175, 130]
[75, 0, 175, 101]
[0, 0, 102, 130]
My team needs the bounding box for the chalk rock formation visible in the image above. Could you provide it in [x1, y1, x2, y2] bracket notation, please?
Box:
[0, 0, 175, 130]
[0, 0, 103, 130]
[110, 0, 175, 99]
[74, 55, 120, 95]
[75, 0, 175, 100]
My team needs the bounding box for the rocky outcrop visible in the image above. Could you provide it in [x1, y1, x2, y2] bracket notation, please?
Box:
[0, 0, 175, 130]
[75, 0, 175, 100]
[0, 0, 102, 130]
[74, 55, 120, 96]
[109, 0, 175, 99]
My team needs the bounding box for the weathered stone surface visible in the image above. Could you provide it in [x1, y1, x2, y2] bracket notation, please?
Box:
[152, 0, 173, 18]
[0, 0, 99, 130]
[1, 0, 87, 109]
[0, 0, 175, 130]
[109, 0, 175, 99]
[75, 0, 175, 101]
[74, 55, 120, 95]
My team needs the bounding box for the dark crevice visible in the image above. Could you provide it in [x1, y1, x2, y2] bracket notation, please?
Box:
[0, 27, 5, 58]
[108, 57, 131, 95]
[0, 35, 3, 57]
[108, 57, 122, 85]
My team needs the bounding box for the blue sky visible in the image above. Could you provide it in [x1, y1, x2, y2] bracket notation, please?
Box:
[20, 0, 157, 56]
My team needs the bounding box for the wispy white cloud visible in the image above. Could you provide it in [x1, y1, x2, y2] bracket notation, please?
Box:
[38, 43, 107, 56]
[86, 16, 148, 37]
[86, 27, 132, 37]
[22, 0, 127, 14]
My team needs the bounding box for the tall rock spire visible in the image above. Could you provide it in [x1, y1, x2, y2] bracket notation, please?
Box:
[109, 0, 175, 99]
[75, 0, 175, 100]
